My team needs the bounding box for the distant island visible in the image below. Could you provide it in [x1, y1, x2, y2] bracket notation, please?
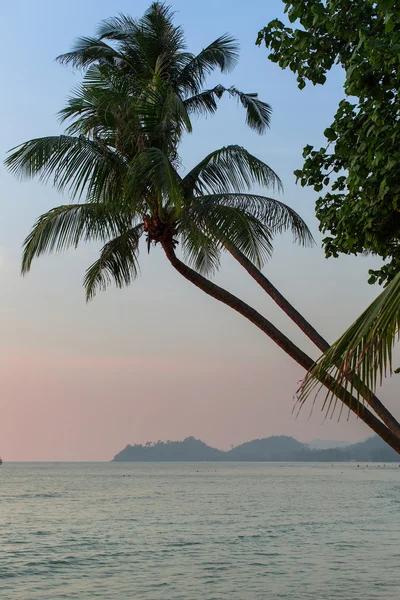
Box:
[112, 435, 399, 462]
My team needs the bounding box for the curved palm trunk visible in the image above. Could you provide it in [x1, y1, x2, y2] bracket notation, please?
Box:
[225, 243, 400, 438]
[225, 241, 330, 351]
[162, 241, 400, 454]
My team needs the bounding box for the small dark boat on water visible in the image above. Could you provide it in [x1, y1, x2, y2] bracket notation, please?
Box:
[0, 458, 3, 465]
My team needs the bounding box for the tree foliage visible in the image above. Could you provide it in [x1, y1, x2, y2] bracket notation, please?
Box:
[6, 2, 311, 302]
[257, 0, 400, 284]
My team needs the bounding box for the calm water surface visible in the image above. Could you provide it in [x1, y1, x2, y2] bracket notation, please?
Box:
[1, 462, 399, 599]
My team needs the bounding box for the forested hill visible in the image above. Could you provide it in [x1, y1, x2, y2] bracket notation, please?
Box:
[113, 437, 224, 462]
[112, 435, 399, 462]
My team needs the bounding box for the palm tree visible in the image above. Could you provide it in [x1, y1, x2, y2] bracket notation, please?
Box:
[50, 2, 400, 438]
[5, 3, 400, 452]
[55, 4, 272, 136]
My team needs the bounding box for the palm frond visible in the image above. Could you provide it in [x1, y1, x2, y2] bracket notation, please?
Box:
[81, 63, 125, 88]
[183, 87, 222, 117]
[58, 68, 129, 137]
[178, 213, 222, 276]
[127, 147, 182, 210]
[139, 2, 186, 54]
[183, 85, 271, 134]
[227, 88, 272, 133]
[184, 203, 274, 270]
[129, 79, 193, 143]
[181, 145, 282, 196]
[84, 224, 143, 300]
[57, 3, 183, 73]
[96, 5, 187, 77]
[21, 204, 133, 274]
[298, 271, 400, 413]
[59, 66, 192, 154]
[176, 35, 239, 94]
[56, 37, 123, 69]
[159, 86, 192, 135]
[5, 135, 126, 202]
[192, 194, 314, 247]
[96, 13, 139, 40]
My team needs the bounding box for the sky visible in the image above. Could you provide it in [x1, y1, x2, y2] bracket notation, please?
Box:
[0, 0, 398, 461]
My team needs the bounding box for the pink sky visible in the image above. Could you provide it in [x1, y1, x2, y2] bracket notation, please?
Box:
[1, 235, 395, 461]
[1, 321, 391, 461]
[1, 240, 397, 460]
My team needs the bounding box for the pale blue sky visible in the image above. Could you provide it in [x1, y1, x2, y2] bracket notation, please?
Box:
[0, 0, 394, 460]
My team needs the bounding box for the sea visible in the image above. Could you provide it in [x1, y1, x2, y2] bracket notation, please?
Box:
[1, 462, 399, 600]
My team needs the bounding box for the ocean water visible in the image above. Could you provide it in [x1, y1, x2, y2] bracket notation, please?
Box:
[1, 462, 399, 600]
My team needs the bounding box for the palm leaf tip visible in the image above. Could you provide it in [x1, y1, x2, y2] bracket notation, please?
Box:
[20, 203, 132, 276]
[96, 13, 139, 39]
[55, 37, 121, 69]
[177, 35, 239, 96]
[205, 34, 239, 73]
[228, 88, 272, 133]
[5, 135, 126, 203]
[20, 205, 86, 276]
[267, 200, 314, 247]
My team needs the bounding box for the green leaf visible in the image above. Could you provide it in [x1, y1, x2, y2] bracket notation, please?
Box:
[324, 127, 337, 141]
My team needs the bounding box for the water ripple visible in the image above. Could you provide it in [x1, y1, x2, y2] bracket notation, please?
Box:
[0, 462, 399, 599]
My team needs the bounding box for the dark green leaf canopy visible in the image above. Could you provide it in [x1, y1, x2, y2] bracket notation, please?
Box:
[257, 0, 400, 285]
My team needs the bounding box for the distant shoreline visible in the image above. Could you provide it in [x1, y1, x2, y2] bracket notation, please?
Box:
[2, 459, 399, 464]
[113, 435, 400, 463]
